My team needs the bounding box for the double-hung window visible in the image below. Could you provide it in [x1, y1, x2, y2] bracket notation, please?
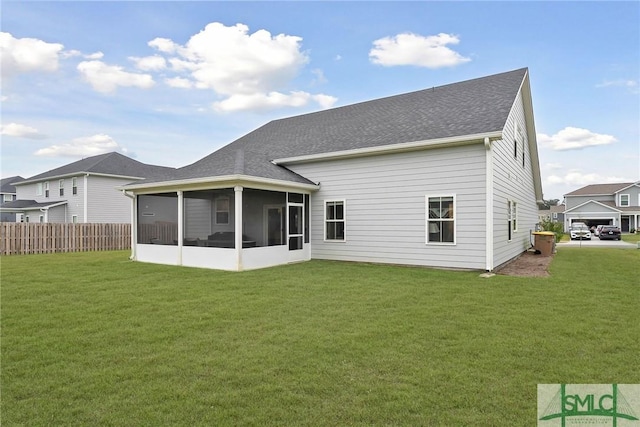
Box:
[72, 177, 78, 195]
[619, 194, 629, 207]
[508, 200, 517, 241]
[59, 179, 65, 196]
[426, 195, 455, 244]
[215, 197, 230, 224]
[44, 181, 49, 198]
[325, 200, 345, 241]
[36, 182, 43, 196]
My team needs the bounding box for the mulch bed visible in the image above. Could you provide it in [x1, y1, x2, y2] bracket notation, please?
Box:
[495, 250, 553, 277]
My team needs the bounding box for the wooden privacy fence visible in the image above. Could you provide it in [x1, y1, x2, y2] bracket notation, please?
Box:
[0, 223, 131, 255]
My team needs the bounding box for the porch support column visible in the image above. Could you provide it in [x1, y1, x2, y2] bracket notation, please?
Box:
[234, 186, 243, 271]
[177, 190, 183, 265]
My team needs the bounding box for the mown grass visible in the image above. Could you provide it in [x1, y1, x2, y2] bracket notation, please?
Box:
[2, 249, 638, 426]
[622, 232, 640, 243]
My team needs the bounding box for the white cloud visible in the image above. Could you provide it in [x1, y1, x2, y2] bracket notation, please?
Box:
[369, 32, 471, 68]
[148, 37, 179, 54]
[310, 68, 327, 85]
[546, 170, 631, 187]
[85, 51, 104, 60]
[148, 22, 334, 112]
[538, 127, 617, 151]
[213, 91, 337, 113]
[0, 32, 64, 77]
[0, 122, 46, 139]
[77, 60, 155, 93]
[129, 55, 167, 71]
[35, 134, 127, 157]
[596, 79, 639, 94]
[165, 76, 193, 89]
[545, 162, 563, 170]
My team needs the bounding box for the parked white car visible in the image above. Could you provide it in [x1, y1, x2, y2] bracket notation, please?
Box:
[570, 224, 591, 240]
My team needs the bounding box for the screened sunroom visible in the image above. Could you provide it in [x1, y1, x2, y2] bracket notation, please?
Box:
[132, 185, 312, 271]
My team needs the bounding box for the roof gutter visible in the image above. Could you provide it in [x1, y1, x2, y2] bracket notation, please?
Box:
[273, 131, 504, 165]
[117, 174, 320, 193]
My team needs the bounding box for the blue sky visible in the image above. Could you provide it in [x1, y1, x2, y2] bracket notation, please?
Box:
[1, 1, 638, 201]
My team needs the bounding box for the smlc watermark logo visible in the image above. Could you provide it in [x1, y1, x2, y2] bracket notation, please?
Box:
[538, 384, 640, 427]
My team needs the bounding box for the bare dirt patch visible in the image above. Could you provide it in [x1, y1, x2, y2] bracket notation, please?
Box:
[495, 250, 553, 277]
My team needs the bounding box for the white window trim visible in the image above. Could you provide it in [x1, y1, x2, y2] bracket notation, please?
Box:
[508, 200, 518, 242]
[72, 215, 78, 223]
[214, 196, 230, 225]
[619, 193, 630, 207]
[72, 177, 78, 195]
[44, 181, 49, 198]
[425, 194, 456, 245]
[324, 199, 346, 242]
[36, 182, 43, 196]
[3, 194, 13, 202]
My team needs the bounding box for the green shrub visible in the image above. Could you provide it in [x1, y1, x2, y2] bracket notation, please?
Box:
[540, 218, 565, 243]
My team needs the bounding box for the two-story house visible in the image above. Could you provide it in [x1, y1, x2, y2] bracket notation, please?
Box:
[0, 176, 24, 222]
[538, 204, 565, 226]
[121, 68, 544, 272]
[563, 182, 640, 232]
[1, 152, 174, 224]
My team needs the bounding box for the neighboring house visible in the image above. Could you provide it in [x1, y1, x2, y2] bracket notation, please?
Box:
[0, 176, 24, 222]
[122, 68, 543, 272]
[538, 204, 565, 225]
[1, 152, 174, 224]
[563, 182, 640, 232]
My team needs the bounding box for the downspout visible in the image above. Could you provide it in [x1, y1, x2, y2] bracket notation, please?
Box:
[485, 137, 494, 272]
[40, 207, 48, 223]
[121, 190, 136, 260]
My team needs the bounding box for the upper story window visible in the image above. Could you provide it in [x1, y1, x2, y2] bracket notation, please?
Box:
[215, 197, 229, 224]
[518, 128, 525, 168]
[619, 194, 629, 207]
[427, 195, 455, 244]
[36, 182, 43, 196]
[72, 177, 78, 195]
[325, 200, 345, 241]
[3, 194, 14, 202]
[44, 181, 49, 198]
[59, 179, 65, 196]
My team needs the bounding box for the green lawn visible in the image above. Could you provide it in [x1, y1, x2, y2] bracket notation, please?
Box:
[622, 232, 640, 243]
[2, 249, 638, 426]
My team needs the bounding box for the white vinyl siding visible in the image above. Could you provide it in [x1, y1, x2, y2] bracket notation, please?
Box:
[85, 175, 136, 223]
[565, 195, 615, 210]
[492, 89, 539, 267]
[288, 143, 487, 270]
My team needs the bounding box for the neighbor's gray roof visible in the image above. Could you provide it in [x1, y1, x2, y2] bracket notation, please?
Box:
[0, 176, 24, 193]
[0, 199, 67, 210]
[137, 68, 529, 186]
[15, 152, 176, 185]
[565, 183, 635, 197]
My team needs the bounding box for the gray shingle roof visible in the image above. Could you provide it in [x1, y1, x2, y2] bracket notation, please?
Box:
[132, 68, 529, 186]
[16, 152, 175, 185]
[565, 183, 634, 197]
[0, 199, 66, 210]
[0, 176, 24, 193]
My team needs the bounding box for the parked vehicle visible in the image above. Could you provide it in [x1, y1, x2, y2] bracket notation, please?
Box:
[570, 224, 592, 240]
[598, 225, 621, 240]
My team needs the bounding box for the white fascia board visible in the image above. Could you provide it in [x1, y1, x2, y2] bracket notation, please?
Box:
[564, 199, 622, 213]
[118, 174, 319, 194]
[272, 131, 503, 165]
